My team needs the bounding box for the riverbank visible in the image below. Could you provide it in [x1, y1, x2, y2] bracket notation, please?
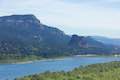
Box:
[0, 55, 44, 64]
[75, 54, 120, 57]
[1, 56, 120, 80]
[1, 54, 120, 64]
[0, 55, 69, 64]
[16, 61, 120, 80]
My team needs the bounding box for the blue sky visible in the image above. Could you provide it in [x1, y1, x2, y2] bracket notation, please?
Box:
[0, 0, 120, 38]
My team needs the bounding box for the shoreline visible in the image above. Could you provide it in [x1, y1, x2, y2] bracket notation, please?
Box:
[0, 57, 68, 65]
[1, 54, 120, 64]
[12, 57, 70, 64]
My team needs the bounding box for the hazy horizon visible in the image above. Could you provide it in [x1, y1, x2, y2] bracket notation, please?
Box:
[0, 0, 120, 38]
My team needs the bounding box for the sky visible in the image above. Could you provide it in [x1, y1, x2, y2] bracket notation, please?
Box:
[0, 0, 120, 38]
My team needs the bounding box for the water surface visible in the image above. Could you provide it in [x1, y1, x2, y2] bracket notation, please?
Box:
[0, 56, 120, 80]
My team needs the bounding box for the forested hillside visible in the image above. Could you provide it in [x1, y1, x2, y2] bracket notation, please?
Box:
[0, 14, 120, 62]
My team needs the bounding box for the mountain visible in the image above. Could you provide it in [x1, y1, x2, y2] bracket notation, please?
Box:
[0, 14, 70, 57]
[68, 35, 120, 55]
[92, 36, 120, 46]
[0, 14, 120, 59]
[69, 35, 105, 48]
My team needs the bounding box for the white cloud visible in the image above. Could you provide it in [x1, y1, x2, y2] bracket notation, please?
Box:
[0, 0, 120, 38]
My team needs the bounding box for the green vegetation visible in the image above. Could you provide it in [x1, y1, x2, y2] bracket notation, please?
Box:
[0, 54, 43, 63]
[0, 53, 71, 64]
[0, 53, 119, 64]
[16, 61, 120, 80]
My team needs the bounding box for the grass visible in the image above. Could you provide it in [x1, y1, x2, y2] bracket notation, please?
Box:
[0, 55, 44, 64]
[16, 61, 120, 80]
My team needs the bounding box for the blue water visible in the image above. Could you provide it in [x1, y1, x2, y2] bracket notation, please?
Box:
[0, 56, 120, 80]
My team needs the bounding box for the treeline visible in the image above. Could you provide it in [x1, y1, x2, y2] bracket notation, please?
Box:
[16, 61, 120, 80]
[0, 53, 43, 63]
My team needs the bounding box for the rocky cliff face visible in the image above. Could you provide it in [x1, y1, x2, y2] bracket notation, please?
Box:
[68, 35, 120, 54]
[0, 14, 120, 57]
[0, 14, 70, 56]
[69, 35, 105, 48]
[69, 35, 86, 48]
[0, 14, 40, 24]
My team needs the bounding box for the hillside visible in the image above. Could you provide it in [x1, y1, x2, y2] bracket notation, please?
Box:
[68, 35, 120, 55]
[16, 61, 120, 80]
[92, 36, 120, 46]
[0, 14, 120, 61]
[0, 14, 70, 59]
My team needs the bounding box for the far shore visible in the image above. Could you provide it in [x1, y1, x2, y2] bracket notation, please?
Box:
[1, 54, 120, 64]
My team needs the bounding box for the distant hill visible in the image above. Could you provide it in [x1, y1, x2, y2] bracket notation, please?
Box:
[68, 35, 120, 55]
[0, 14, 120, 59]
[92, 36, 120, 46]
[69, 35, 105, 48]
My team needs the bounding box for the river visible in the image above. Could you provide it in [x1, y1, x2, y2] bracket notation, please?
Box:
[0, 56, 120, 80]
